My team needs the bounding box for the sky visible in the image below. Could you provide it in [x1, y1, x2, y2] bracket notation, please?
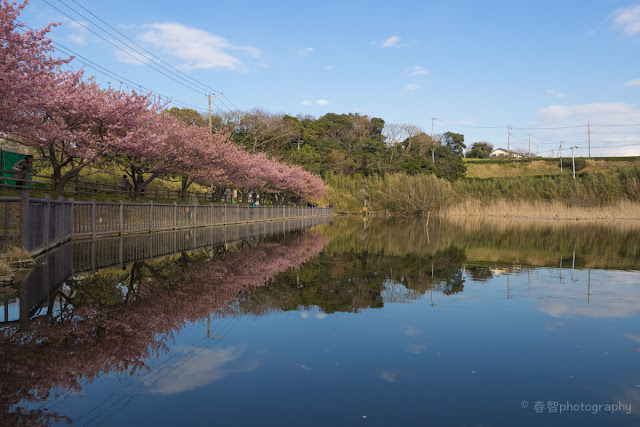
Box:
[16, 0, 640, 157]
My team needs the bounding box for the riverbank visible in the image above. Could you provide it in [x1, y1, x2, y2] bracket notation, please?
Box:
[322, 169, 640, 219]
[445, 199, 640, 220]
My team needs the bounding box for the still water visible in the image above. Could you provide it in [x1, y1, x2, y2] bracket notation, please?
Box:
[1, 216, 640, 426]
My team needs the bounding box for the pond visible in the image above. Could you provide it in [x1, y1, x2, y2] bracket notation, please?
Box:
[1, 216, 639, 426]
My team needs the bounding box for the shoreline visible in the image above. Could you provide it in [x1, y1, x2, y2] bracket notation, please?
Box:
[444, 199, 640, 221]
[333, 200, 640, 221]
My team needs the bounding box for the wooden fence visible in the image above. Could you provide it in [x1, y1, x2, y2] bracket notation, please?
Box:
[1, 192, 333, 255]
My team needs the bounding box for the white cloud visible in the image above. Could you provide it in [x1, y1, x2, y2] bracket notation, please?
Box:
[625, 334, 640, 343]
[381, 35, 402, 48]
[408, 66, 428, 76]
[301, 100, 312, 106]
[381, 371, 398, 383]
[406, 83, 422, 91]
[150, 346, 258, 394]
[298, 47, 314, 56]
[546, 89, 566, 99]
[138, 23, 261, 70]
[315, 313, 328, 319]
[316, 99, 329, 105]
[613, 5, 640, 37]
[538, 102, 640, 123]
[624, 78, 640, 87]
[67, 20, 88, 46]
[402, 327, 420, 336]
[408, 344, 427, 354]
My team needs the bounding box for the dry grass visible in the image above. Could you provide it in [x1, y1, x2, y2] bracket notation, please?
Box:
[0, 259, 12, 276]
[466, 160, 559, 178]
[446, 199, 640, 220]
[0, 246, 35, 280]
[465, 158, 640, 179]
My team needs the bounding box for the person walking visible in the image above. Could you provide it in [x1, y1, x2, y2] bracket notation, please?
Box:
[12, 155, 33, 189]
[120, 174, 132, 196]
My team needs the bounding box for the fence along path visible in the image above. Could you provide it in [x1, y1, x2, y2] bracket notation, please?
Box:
[3, 216, 332, 328]
[0, 192, 333, 255]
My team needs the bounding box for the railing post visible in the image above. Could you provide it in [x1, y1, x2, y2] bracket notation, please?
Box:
[193, 203, 197, 227]
[118, 236, 123, 268]
[91, 240, 96, 273]
[69, 198, 74, 236]
[20, 190, 30, 250]
[43, 194, 51, 248]
[91, 199, 96, 236]
[4, 202, 9, 249]
[119, 200, 124, 234]
[149, 200, 154, 231]
[173, 202, 177, 228]
[57, 196, 65, 243]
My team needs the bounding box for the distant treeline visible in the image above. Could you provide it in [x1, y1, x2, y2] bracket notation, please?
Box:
[191, 107, 640, 214]
[196, 108, 467, 180]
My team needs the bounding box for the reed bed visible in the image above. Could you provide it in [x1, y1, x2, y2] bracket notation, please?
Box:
[446, 199, 640, 220]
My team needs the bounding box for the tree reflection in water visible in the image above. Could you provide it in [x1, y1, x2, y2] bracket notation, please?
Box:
[3, 216, 639, 424]
[0, 230, 327, 425]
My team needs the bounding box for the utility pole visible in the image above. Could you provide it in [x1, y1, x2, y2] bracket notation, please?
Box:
[559, 141, 564, 173]
[570, 146, 578, 179]
[507, 126, 511, 157]
[528, 133, 531, 157]
[587, 122, 591, 158]
[208, 95, 212, 134]
[431, 118, 436, 140]
[431, 148, 435, 163]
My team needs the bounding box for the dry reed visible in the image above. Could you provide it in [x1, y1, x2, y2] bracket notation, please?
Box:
[446, 199, 640, 220]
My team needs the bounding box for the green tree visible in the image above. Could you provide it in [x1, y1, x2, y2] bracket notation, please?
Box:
[466, 142, 493, 159]
[442, 132, 466, 157]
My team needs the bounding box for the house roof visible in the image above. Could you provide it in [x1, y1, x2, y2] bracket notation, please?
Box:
[491, 148, 522, 156]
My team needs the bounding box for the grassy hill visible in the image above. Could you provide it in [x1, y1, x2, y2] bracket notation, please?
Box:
[464, 157, 640, 178]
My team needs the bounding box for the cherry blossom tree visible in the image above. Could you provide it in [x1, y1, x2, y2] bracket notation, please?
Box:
[0, 0, 71, 134]
[17, 74, 153, 194]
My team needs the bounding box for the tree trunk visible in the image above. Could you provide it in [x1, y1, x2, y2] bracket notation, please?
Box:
[213, 186, 225, 203]
[180, 176, 193, 199]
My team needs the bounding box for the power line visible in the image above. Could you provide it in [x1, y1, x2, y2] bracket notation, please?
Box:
[16, 22, 210, 114]
[53, 0, 240, 115]
[64, 0, 221, 95]
[42, 0, 211, 96]
[437, 120, 508, 129]
[513, 125, 587, 130]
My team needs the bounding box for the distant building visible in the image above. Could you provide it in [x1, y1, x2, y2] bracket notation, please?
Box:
[490, 148, 522, 159]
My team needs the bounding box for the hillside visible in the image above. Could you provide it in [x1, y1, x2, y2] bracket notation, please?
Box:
[464, 157, 640, 178]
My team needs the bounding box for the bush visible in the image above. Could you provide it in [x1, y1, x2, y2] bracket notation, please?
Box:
[559, 158, 586, 171]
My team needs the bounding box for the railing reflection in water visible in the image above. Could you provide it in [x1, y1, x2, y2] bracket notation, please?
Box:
[1, 216, 333, 328]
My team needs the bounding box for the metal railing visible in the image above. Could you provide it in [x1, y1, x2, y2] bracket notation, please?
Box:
[1, 193, 333, 255]
[2, 216, 333, 327]
[0, 169, 281, 203]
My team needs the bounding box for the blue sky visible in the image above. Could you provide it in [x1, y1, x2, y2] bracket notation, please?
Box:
[18, 0, 640, 156]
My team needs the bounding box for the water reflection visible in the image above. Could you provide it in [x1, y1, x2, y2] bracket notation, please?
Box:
[1, 216, 639, 425]
[0, 225, 328, 425]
